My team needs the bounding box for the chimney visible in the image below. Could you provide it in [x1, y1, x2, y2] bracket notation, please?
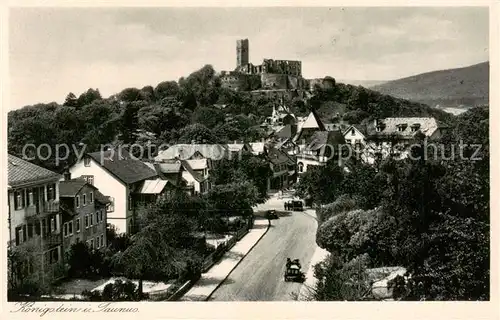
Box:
[63, 167, 71, 181]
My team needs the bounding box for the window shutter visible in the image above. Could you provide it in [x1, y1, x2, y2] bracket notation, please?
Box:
[14, 192, 18, 209]
[22, 225, 27, 242]
[15, 227, 20, 245]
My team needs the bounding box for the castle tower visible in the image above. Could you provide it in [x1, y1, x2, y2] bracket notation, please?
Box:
[236, 39, 249, 68]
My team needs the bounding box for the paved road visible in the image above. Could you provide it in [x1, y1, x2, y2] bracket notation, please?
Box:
[209, 209, 317, 301]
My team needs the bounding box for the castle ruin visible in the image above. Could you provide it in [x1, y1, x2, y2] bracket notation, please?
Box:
[221, 39, 334, 96]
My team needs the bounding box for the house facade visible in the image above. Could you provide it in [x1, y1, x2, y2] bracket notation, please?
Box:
[59, 175, 110, 254]
[66, 148, 157, 234]
[343, 125, 367, 146]
[296, 130, 347, 180]
[362, 117, 448, 163]
[7, 154, 64, 286]
[265, 147, 296, 190]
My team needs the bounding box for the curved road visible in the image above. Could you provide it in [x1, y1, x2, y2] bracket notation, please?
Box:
[209, 209, 317, 301]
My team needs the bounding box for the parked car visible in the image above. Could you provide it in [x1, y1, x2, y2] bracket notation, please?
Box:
[285, 200, 304, 211]
[284, 258, 305, 282]
[266, 210, 279, 219]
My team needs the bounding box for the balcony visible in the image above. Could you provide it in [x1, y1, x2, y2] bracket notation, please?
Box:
[27, 232, 62, 248]
[42, 200, 59, 213]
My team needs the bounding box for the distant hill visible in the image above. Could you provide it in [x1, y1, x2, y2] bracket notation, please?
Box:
[338, 80, 387, 87]
[369, 62, 489, 108]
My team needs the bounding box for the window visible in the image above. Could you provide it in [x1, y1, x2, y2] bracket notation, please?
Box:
[90, 239, 94, 249]
[107, 197, 115, 213]
[101, 235, 104, 248]
[82, 194, 87, 206]
[16, 226, 25, 245]
[64, 223, 68, 237]
[85, 215, 89, 229]
[14, 191, 24, 210]
[298, 162, 304, 173]
[90, 192, 94, 203]
[351, 128, 355, 136]
[84, 157, 91, 167]
[128, 196, 133, 211]
[90, 213, 94, 226]
[51, 248, 59, 263]
[47, 184, 56, 201]
[27, 189, 34, 207]
[76, 218, 81, 233]
[96, 237, 100, 249]
[95, 211, 99, 224]
[50, 217, 56, 232]
[68, 221, 73, 235]
[82, 175, 94, 185]
[76, 196, 80, 208]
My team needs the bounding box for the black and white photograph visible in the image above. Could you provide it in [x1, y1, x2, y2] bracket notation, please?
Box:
[3, 2, 497, 315]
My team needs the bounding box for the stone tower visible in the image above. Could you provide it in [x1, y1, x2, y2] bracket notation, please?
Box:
[236, 39, 249, 68]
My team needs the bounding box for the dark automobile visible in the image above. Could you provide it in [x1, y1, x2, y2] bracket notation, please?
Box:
[284, 258, 305, 282]
[285, 200, 304, 211]
[265, 210, 279, 219]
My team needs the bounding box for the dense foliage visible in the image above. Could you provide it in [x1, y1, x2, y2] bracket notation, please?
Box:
[297, 107, 489, 301]
[9, 64, 452, 173]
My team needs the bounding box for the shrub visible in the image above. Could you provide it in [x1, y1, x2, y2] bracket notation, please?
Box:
[317, 194, 360, 225]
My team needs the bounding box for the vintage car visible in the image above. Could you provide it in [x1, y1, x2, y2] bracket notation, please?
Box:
[284, 258, 305, 282]
[284, 200, 304, 211]
[265, 210, 279, 220]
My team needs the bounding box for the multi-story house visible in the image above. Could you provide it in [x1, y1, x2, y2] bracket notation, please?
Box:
[296, 130, 347, 180]
[7, 154, 63, 286]
[154, 144, 230, 194]
[66, 148, 158, 234]
[59, 173, 110, 254]
[265, 147, 296, 190]
[362, 117, 449, 163]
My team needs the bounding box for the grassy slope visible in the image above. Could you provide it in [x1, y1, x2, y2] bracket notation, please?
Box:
[369, 62, 489, 108]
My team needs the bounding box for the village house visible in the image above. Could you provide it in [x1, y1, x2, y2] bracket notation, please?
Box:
[66, 148, 158, 234]
[149, 159, 211, 195]
[154, 144, 231, 193]
[7, 154, 64, 286]
[343, 124, 368, 147]
[226, 141, 254, 157]
[293, 110, 327, 147]
[249, 142, 266, 155]
[362, 117, 448, 163]
[296, 130, 347, 180]
[58, 174, 111, 254]
[265, 147, 297, 190]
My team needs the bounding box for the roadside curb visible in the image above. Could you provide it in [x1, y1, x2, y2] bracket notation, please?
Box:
[204, 219, 271, 301]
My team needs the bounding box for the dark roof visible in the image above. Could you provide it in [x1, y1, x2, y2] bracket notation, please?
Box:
[94, 190, 111, 204]
[344, 124, 368, 136]
[266, 147, 295, 165]
[306, 130, 346, 151]
[87, 149, 157, 184]
[274, 124, 297, 140]
[59, 178, 96, 197]
[179, 160, 206, 183]
[8, 154, 60, 187]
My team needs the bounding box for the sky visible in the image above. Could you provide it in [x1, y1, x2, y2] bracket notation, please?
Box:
[8, 6, 489, 110]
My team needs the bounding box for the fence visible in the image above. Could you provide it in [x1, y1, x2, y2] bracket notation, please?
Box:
[201, 225, 249, 273]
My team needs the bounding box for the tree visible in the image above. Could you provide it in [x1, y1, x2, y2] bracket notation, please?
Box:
[115, 192, 204, 297]
[191, 106, 225, 129]
[177, 123, 220, 144]
[118, 88, 147, 103]
[63, 92, 78, 107]
[154, 81, 180, 100]
[77, 88, 102, 107]
[66, 242, 105, 278]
